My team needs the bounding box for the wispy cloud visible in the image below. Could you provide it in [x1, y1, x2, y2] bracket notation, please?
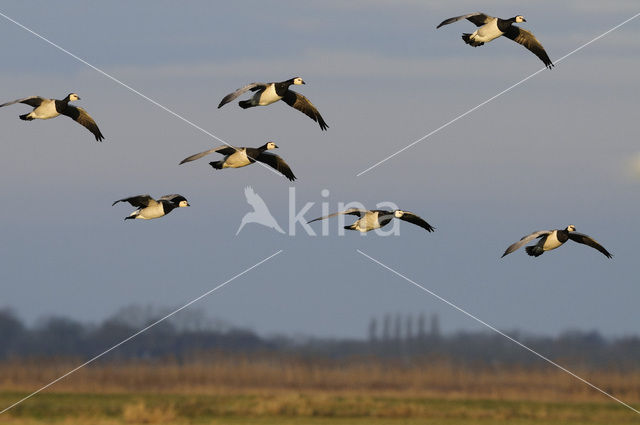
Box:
[99, 47, 639, 88]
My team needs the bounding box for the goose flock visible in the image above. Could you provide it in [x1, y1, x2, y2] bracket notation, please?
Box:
[1, 12, 614, 260]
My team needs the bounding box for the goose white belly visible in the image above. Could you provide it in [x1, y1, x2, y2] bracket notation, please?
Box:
[254, 84, 282, 106]
[541, 231, 564, 251]
[222, 150, 251, 168]
[473, 20, 503, 43]
[134, 204, 165, 219]
[30, 101, 60, 119]
[355, 212, 382, 232]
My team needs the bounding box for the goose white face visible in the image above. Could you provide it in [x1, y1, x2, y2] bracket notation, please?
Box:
[178, 200, 189, 208]
[68, 93, 80, 101]
[394, 210, 405, 218]
[567, 224, 576, 232]
[515, 15, 526, 23]
[293, 77, 305, 85]
[266, 141, 278, 150]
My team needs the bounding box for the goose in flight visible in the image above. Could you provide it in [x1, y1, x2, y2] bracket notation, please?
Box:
[236, 186, 285, 235]
[502, 225, 612, 258]
[218, 77, 328, 130]
[0, 93, 105, 141]
[179, 141, 296, 181]
[308, 208, 435, 233]
[437, 13, 553, 69]
[112, 194, 190, 220]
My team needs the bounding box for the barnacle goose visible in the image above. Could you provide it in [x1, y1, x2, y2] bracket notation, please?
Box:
[179, 141, 296, 181]
[437, 13, 554, 69]
[218, 77, 328, 130]
[112, 194, 190, 220]
[0, 93, 105, 141]
[308, 208, 435, 233]
[502, 225, 612, 258]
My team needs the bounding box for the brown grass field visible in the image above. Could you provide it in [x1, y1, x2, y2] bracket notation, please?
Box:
[1, 354, 639, 424]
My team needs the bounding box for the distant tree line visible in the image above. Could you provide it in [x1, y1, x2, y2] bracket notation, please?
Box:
[0, 306, 270, 360]
[1, 306, 639, 370]
[367, 313, 441, 342]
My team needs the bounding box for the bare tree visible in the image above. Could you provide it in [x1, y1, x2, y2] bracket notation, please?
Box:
[368, 317, 378, 342]
[417, 313, 426, 339]
[430, 313, 441, 338]
[382, 314, 391, 341]
[405, 314, 414, 341]
[394, 313, 402, 342]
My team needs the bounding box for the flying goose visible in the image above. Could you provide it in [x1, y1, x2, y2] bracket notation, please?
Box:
[179, 141, 296, 181]
[502, 225, 612, 258]
[0, 93, 105, 141]
[112, 194, 189, 220]
[218, 77, 328, 130]
[437, 13, 553, 69]
[308, 208, 435, 233]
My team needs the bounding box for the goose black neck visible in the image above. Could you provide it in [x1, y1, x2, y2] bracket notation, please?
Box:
[161, 201, 177, 214]
[497, 17, 517, 32]
[557, 229, 570, 242]
[274, 79, 295, 93]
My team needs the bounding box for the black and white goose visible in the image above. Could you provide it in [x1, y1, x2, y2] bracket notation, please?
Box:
[112, 194, 190, 220]
[179, 141, 296, 181]
[437, 13, 553, 69]
[218, 77, 328, 130]
[502, 225, 612, 258]
[0, 93, 105, 141]
[308, 208, 435, 233]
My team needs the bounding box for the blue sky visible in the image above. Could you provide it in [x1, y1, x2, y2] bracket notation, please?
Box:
[1, 1, 639, 339]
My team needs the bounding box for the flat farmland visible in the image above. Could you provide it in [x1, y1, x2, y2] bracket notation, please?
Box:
[1, 357, 639, 424]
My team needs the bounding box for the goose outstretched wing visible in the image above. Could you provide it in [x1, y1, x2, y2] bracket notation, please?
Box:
[568, 232, 612, 258]
[281, 90, 328, 130]
[0, 96, 46, 108]
[112, 194, 157, 208]
[256, 153, 297, 181]
[396, 211, 435, 232]
[501, 230, 551, 257]
[503, 26, 554, 69]
[437, 12, 492, 29]
[218, 83, 267, 108]
[60, 105, 105, 141]
[307, 208, 368, 224]
[179, 145, 238, 164]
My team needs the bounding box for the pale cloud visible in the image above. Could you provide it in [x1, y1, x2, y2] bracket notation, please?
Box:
[625, 153, 640, 181]
[567, 0, 640, 14]
[98, 47, 638, 87]
[319, 0, 639, 15]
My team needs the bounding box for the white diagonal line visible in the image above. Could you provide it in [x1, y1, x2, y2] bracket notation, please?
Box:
[0, 249, 283, 415]
[0, 11, 282, 177]
[357, 12, 640, 177]
[357, 249, 640, 415]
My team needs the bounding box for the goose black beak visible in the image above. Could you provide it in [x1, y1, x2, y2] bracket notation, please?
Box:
[522, 18, 527, 22]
